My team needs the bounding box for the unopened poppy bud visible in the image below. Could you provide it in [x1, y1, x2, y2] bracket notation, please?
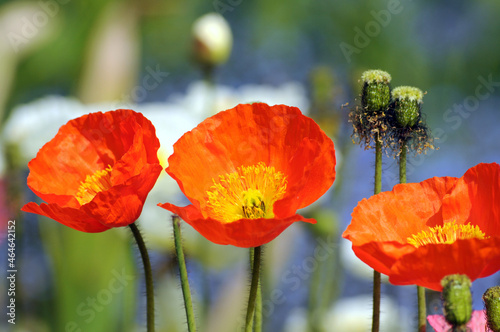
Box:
[360, 69, 392, 112]
[392, 86, 423, 127]
[192, 13, 233, 68]
[483, 286, 500, 332]
[441, 274, 472, 328]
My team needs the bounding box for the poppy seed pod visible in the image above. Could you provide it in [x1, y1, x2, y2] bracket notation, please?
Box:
[484, 286, 500, 332]
[441, 274, 472, 328]
[361, 69, 392, 112]
[349, 69, 392, 149]
[392, 86, 424, 127]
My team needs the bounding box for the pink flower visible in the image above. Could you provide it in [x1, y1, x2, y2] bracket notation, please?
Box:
[427, 310, 487, 332]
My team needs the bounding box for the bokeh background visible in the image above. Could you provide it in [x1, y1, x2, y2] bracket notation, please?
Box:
[0, 0, 499, 331]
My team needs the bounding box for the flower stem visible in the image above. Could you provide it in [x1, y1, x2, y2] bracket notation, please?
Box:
[399, 142, 407, 184]
[251, 246, 262, 332]
[372, 137, 383, 332]
[399, 142, 426, 331]
[172, 215, 197, 332]
[129, 222, 155, 332]
[255, 263, 262, 332]
[417, 286, 426, 332]
[375, 136, 382, 194]
[245, 246, 262, 332]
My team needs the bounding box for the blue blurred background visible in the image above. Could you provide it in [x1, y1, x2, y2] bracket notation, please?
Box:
[0, 0, 499, 331]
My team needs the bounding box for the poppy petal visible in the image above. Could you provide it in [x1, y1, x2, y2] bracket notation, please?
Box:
[23, 109, 162, 232]
[161, 103, 335, 247]
[166, 103, 335, 214]
[21, 202, 111, 232]
[159, 202, 315, 247]
[389, 238, 500, 291]
[344, 175, 458, 245]
[350, 241, 416, 276]
[442, 163, 500, 235]
[343, 162, 500, 289]
[85, 163, 163, 228]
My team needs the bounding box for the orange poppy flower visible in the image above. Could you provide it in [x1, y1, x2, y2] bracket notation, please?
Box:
[159, 103, 336, 247]
[22, 109, 162, 232]
[343, 162, 500, 291]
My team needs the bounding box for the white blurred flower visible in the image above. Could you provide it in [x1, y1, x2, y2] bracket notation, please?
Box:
[170, 80, 310, 117]
[192, 13, 233, 67]
[283, 296, 409, 332]
[322, 295, 410, 332]
[283, 307, 309, 332]
[3, 96, 88, 165]
[132, 103, 202, 249]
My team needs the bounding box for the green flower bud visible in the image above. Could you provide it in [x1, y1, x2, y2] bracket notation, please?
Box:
[483, 286, 500, 332]
[441, 274, 472, 328]
[360, 69, 392, 112]
[392, 86, 424, 127]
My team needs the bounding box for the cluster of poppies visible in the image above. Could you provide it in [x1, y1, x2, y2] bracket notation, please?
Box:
[22, 103, 500, 324]
[22, 104, 336, 247]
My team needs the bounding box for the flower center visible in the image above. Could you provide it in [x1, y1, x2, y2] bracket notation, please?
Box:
[206, 162, 287, 223]
[407, 220, 488, 248]
[75, 165, 113, 205]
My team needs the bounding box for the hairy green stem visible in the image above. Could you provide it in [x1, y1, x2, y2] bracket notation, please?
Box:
[255, 267, 262, 332]
[245, 246, 262, 332]
[418, 286, 426, 332]
[375, 137, 382, 194]
[172, 215, 197, 332]
[247, 248, 262, 332]
[372, 137, 383, 332]
[372, 270, 381, 332]
[399, 142, 426, 331]
[129, 223, 155, 332]
[399, 142, 407, 184]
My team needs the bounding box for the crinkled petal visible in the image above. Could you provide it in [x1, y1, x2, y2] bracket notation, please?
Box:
[23, 109, 162, 232]
[389, 238, 500, 291]
[442, 163, 500, 235]
[166, 103, 335, 216]
[159, 202, 316, 248]
[350, 241, 416, 276]
[27, 109, 160, 206]
[85, 163, 163, 227]
[344, 175, 458, 245]
[343, 162, 500, 289]
[21, 202, 111, 232]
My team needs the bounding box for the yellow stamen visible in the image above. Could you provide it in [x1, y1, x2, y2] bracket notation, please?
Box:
[407, 220, 488, 248]
[75, 165, 113, 205]
[206, 162, 287, 223]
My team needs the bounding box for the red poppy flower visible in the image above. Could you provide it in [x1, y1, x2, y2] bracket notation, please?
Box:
[159, 103, 336, 247]
[343, 163, 500, 291]
[22, 109, 162, 232]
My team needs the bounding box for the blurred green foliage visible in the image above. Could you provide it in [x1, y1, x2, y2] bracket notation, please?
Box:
[5, 0, 500, 114]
